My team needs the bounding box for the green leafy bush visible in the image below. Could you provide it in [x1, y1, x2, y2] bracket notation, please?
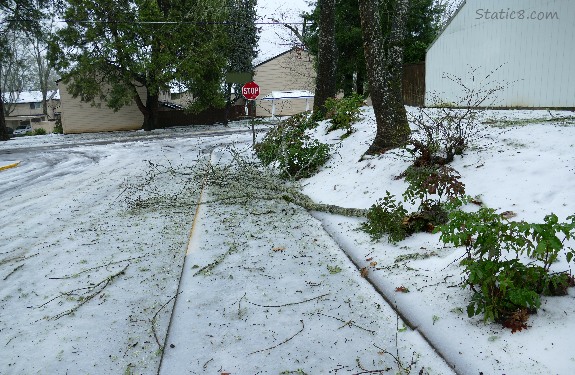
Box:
[362, 192, 409, 243]
[402, 165, 465, 207]
[254, 112, 330, 179]
[438, 207, 575, 326]
[362, 165, 466, 243]
[33, 128, 47, 135]
[324, 93, 365, 138]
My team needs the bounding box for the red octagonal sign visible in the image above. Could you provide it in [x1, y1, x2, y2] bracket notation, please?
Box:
[242, 81, 260, 100]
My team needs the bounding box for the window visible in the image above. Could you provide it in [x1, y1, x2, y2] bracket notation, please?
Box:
[29, 102, 42, 110]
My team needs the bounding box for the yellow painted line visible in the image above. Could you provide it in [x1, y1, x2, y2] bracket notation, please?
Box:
[186, 185, 206, 256]
[185, 155, 211, 256]
[0, 162, 20, 172]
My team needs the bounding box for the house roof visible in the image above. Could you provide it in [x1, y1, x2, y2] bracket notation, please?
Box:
[255, 47, 308, 68]
[2, 90, 60, 104]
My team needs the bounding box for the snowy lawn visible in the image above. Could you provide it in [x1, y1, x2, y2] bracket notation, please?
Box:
[1, 107, 575, 375]
[302, 107, 575, 374]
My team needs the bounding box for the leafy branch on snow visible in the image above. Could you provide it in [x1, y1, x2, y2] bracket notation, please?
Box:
[32, 264, 129, 320]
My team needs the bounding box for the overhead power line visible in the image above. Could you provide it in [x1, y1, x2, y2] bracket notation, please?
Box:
[5, 18, 306, 25]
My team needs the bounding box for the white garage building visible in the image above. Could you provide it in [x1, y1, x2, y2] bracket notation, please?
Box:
[425, 0, 575, 108]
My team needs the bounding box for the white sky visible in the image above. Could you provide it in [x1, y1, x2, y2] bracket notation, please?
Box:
[256, 0, 312, 62]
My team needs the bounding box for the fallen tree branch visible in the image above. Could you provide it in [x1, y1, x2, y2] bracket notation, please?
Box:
[34, 264, 129, 320]
[193, 243, 239, 276]
[248, 319, 305, 355]
[194, 148, 369, 218]
[117, 150, 368, 219]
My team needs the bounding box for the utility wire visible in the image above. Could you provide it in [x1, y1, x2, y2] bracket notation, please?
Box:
[5, 18, 305, 25]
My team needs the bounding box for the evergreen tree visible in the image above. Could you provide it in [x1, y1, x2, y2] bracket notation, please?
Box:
[304, 0, 443, 96]
[225, 0, 259, 106]
[226, 0, 258, 76]
[50, 0, 229, 131]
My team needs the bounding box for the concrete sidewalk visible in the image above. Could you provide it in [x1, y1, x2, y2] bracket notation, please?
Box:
[157, 192, 455, 374]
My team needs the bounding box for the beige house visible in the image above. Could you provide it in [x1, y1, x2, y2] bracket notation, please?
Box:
[56, 48, 317, 133]
[3, 90, 60, 132]
[254, 47, 316, 117]
[57, 79, 165, 134]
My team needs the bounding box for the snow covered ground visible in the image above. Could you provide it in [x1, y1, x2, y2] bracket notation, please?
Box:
[1, 107, 574, 374]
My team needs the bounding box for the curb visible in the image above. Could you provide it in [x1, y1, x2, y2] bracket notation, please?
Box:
[156, 151, 211, 375]
[0, 162, 20, 172]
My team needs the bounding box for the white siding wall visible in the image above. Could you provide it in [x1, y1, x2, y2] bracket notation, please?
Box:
[425, 0, 575, 107]
[6, 100, 60, 119]
[254, 49, 316, 116]
[59, 81, 147, 134]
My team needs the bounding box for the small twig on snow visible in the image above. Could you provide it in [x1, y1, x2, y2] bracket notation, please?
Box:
[48, 256, 145, 280]
[416, 275, 455, 291]
[248, 319, 305, 355]
[3, 264, 24, 281]
[151, 292, 182, 349]
[0, 252, 39, 267]
[353, 357, 392, 374]
[315, 312, 376, 334]
[34, 264, 129, 320]
[203, 358, 214, 369]
[246, 293, 329, 308]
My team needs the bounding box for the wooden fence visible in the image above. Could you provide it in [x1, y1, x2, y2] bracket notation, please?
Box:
[402, 62, 425, 107]
[157, 104, 246, 127]
[157, 63, 426, 127]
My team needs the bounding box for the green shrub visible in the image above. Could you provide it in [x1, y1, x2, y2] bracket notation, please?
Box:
[362, 165, 465, 243]
[33, 128, 47, 135]
[402, 165, 465, 208]
[254, 112, 330, 179]
[324, 93, 364, 138]
[362, 192, 409, 243]
[438, 207, 575, 326]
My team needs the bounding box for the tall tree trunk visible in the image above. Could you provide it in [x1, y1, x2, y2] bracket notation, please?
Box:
[134, 88, 159, 131]
[359, 0, 410, 155]
[143, 91, 159, 131]
[0, 88, 9, 141]
[313, 0, 337, 115]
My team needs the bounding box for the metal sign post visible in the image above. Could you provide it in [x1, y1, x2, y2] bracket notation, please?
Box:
[224, 72, 253, 126]
[241, 81, 260, 146]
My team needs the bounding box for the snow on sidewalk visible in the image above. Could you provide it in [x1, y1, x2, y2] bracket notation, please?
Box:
[158, 189, 455, 374]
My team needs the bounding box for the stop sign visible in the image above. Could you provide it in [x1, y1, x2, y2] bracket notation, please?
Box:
[242, 81, 260, 100]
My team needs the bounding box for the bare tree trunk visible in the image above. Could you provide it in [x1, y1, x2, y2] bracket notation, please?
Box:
[359, 0, 410, 155]
[313, 0, 337, 115]
[141, 91, 159, 132]
[0, 92, 9, 141]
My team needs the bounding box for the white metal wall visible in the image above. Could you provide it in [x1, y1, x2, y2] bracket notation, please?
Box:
[425, 0, 575, 107]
